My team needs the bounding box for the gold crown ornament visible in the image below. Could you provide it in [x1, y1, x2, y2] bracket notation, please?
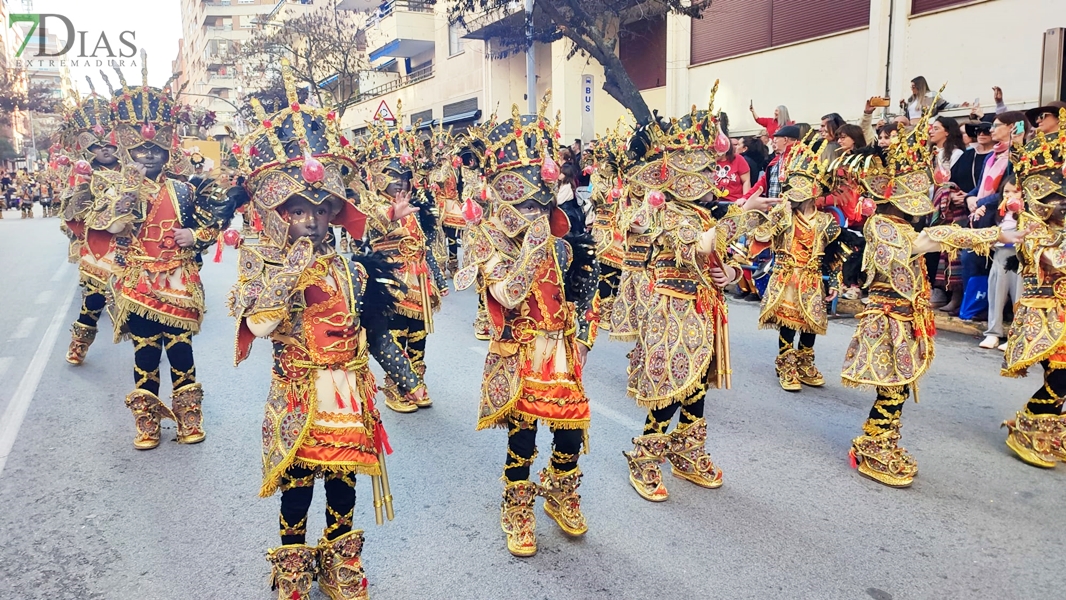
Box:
[842, 85, 944, 216]
[779, 131, 831, 205]
[1011, 107, 1066, 221]
[54, 77, 116, 159]
[235, 59, 362, 247]
[362, 99, 423, 193]
[589, 117, 635, 205]
[626, 81, 729, 203]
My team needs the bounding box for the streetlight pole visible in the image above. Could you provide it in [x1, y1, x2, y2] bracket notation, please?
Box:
[525, 0, 536, 114]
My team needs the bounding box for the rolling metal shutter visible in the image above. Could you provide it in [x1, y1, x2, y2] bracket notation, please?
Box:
[912, 0, 974, 15]
[620, 17, 668, 90]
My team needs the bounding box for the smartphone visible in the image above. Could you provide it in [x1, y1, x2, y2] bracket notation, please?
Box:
[1013, 121, 1025, 136]
[973, 97, 980, 107]
[869, 96, 891, 108]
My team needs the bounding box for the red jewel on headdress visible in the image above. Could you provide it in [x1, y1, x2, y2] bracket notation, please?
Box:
[109, 130, 117, 145]
[222, 228, 242, 247]
[232, 144, 242, 155]
[92, 124, 105, 136]
[291, 103, 301, 112]
[249, 146, 260, 157]
[647, 189, 666, 208]
[339, 136, 350, 147]
[451, 155, 461, 168]
[859, 197, 876, 217]
[56, 155, 71, 166]
[72, 160, 92, 176]
[327, 111, 336, 121]
[301, 155, 325, 183]
[696, 122, 703, 131]
[554, 131, 561, 139]
[263, 120, 273, 128]
[538, 121, 545, 130]
[541, 155, 560, 182]
[659, 160, 668, 181]
[400, 151, 412, 165]
[480, 187, 488, 201]
[141, 122, 157, 140]
[713, 130, 730, 154]
[515, 127, 523, 136]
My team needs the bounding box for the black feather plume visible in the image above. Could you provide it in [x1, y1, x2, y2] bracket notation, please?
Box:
[353, 252, 407, 338]
[563, 232, 599, 306]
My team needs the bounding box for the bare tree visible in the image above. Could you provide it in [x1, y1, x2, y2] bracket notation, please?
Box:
[240, 5, 369, 116]
[448, 0, 710, 125]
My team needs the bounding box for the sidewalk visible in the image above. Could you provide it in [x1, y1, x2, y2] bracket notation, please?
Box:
[833, 298, 986, 337]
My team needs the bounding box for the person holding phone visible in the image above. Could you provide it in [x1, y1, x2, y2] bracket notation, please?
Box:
[749, 101, 793, 137]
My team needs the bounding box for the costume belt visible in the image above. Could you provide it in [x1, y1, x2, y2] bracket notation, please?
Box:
[288, 353, 370, 373]
[375, 236, 424, 260]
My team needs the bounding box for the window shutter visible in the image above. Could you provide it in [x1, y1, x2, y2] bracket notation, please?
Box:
[911, 0, 973, 15]
[620, 18, 668, 90]
[770, 0, 869, 47]
[691, 0, 772, 65]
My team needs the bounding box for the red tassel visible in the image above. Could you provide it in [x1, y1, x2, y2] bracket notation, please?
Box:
[574, 354, 583, 379]
[252, 211, 263, 232]
[212, 242, 224, 263]
[334, 390, 346, 409]
[136, 277, 149, 294]
[109, 130, 117, 146]
[291, 591, 301, 600]
[374, 421, 393, 455]
[848, 448, 858, 469]
[286, 390, 298, 413]
[541, 356, 554, 381]
[659, 160, 668, 182]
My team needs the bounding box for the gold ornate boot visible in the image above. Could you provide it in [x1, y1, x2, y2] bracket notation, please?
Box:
[794, 347, 825, 387]
[622, 433, 670, 501]
[411, 366, 432, 408]
[266, 544, 316, 600]
[1002, 410, 1060, 468]
[850, 420, 918, 487]
[473, 311, 490, 341]
[775, 349, 802, 392]
[66, 322, 97, 365]
[172, 382, 206, 444]
[317, 530, 370, 600]
[382, 375, 417, 413]
[500, 480, 538, 557]
[666, 418, 724, 489]
[538, 466, 587, 536]
[125, 389, 176, 450]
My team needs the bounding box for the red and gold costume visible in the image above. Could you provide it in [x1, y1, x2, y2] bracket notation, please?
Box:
[88, 60, 231, 451]
[229, 61, 413, 600]
[586, 128, 630, 337]
[454, 100, 599, 557]
[839, 95, 1001, 488]
[621, 87, 744, 503]
[1000, 109, 1066, 469]
[359, 110, 443, 414]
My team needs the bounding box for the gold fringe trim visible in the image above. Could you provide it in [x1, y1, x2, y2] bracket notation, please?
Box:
[248, 307, 289, 325]
[609, 332, 639, 342]
[628, 377, 712, 411]
[113, 298, 202, 336]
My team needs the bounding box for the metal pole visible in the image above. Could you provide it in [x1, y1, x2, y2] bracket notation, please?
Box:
[525, 0, 536, 113]
[27, 110, 37, 173]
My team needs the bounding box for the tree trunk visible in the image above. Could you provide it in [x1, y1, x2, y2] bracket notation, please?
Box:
[597, 49, 653, 125]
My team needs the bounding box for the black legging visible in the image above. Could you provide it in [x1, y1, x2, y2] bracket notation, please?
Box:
[503, 417, 583, 482]
[127, 313, 196, 396]
[443, 226, 461, 264]
[1026, 361, 1066, 416]
[597, 263, 621, 305]
[389, 313, 427, 372]
[279, 465, 356, 545]
[77, 290, 106, 328]
[642, 386, 706, 435]
[778, 327, 816, 353]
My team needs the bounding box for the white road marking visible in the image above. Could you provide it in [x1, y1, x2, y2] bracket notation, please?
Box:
[35, 291, 53, 305]
[0, 281, 77, 478]
[50, 261, 71, 282]
[10, 317, 38, 339]
[466, 346, 643, 429]
[0, 357, 12, 384]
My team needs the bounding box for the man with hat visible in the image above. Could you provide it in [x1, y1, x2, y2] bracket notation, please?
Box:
[1026, 100, 1066, 136]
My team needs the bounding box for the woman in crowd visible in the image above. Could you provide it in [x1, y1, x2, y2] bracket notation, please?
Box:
[928, 116, 970, 313]
[902, 76, 969, 120]
[749, 102, 792, 137]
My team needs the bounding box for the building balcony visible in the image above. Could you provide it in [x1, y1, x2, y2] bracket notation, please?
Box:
[337, 64, 434, 109]
[202, 1, 273, 23]
[336, 0, 378, 11]
[366, 1, 437, 61]
[205, 26, 248, 40]
[205, 52, 236, 69]
[460, 0, 523, 40]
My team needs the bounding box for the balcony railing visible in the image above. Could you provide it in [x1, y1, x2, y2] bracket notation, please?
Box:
[366, 0, 436, 28]
[337, 64, 434, 108]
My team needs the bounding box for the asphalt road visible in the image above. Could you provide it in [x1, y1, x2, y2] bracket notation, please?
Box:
[0, 206, 1063, 599]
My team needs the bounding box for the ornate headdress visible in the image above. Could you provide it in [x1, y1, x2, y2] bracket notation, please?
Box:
[236, 59, 361, 247]
[626, 81, 729, 203]
[779, 131, 831, 204]
[1012, 107, 1066, 221]
[106, 51, 194, 175]
[843, 86, 943, 216]
[55, 77, 115, 158]
[362, 100, 422, 193]
[589, 118, 635, 207]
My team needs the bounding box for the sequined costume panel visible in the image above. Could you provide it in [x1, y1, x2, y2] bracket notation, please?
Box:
[363, 197, 441, 319]
[1003, 218, 1066, 376]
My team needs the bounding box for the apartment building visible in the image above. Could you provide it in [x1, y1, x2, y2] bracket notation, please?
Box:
[339, 0, 1064, 142]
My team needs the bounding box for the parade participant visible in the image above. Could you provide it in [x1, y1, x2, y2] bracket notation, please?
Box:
[747, 134, 846, 391]
[586, 126, 632, 338]
[622, 86, 744, 501]
[1000, 108, 1066, 468]
[229, 61, 425, 599]
[54, 82, 121, 365]
[89, 57, 233, 450]
[453, 99, 599, 557]
[426, 123, 465, 276]
[458, 146, 493, 340]
[840, 95, 1017, 487]
[359, 106, 445, 413]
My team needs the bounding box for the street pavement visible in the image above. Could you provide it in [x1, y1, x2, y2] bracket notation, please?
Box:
[0, 206, 1064, 599]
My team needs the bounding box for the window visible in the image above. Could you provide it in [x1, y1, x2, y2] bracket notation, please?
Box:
[619, 17, 667, 90]
[690, 0, 869, 65]
[911, 0, 975, 15]
[411, 109, 432, 125]
[448, 22, 465, 56]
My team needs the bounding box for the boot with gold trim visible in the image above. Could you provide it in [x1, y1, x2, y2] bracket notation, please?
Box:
[382, 375, 417, 413]
[500, 480, 538, 557]
[473, 307, 490, 341]
[124, 389, 176, 450]
[1002, 410, 1061, 469]
[411, 365, 432, 408]
[794, 347, 825, 387]
[172, 382, 206, 444]
[666, 418, 724, 489]
[775, 349, 802, 392]
[66, 322, 97, 365]
[317, 530, 370, 600]
[538, 466, 587, 536]
[850, 420, 918, 487]
[266, 544, 316, 600]
[623, 433, 670, 501]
